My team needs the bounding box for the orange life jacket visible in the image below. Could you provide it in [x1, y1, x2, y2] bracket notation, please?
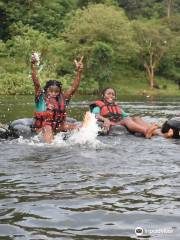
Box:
[33, 93, 66, 131]
[90, 100, 123, 122]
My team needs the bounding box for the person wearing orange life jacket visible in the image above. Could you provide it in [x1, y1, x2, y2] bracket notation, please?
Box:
[31, 53, 85, 143]
[90, 87, 158, 138]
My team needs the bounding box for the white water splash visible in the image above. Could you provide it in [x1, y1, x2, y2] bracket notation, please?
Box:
[69, 113, 100, 145]
[32, 52, 41, 66]
[17, 135, 44, 147]
[54, 113, 102, 148]
[28, 52, 43, 78]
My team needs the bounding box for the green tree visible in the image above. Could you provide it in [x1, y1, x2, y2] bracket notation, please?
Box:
[133, 20, 172, 89]
[0, 40, 7, 57]
[6, 22, 50, 63]
[117, 0, 165, 19]
[77, 0, 117, 7]
[64, 4, 137, 91]
[164, 14, 180, 32]
[0, 0, 76, 40]
[0, 22, 73, 94]
[158, 16, 180, 82]
[64, 4, 136, 60]
[117, 0, 180, 19]
[166, 0, 180, 18]
[90, 41, 113, 90]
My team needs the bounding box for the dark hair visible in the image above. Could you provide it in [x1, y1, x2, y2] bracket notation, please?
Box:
[161, 121, 171, 133]
[101, 87, 116, 97]
[44, 80, 62, 93]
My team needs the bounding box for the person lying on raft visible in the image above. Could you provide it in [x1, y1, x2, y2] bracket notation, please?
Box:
[90, 87, 158, 138]
[160, 118, 180, 138]
[31, 53, 90, 143]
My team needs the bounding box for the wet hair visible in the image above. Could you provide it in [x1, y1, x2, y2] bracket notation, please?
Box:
[101, 87, 116, 97]
[44, 80, 62, 93]
[161, 120, 180, 138]
[161, 121, 171, 133]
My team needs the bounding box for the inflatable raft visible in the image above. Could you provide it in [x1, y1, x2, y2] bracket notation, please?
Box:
[1, 117, 180, 140]
[0, 117, 78, 140]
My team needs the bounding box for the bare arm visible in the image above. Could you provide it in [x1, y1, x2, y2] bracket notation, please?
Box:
[96, 114, 107, 122]
[64, 56, 84, 100]
[95, 114, 112, 127]
[31, 53, 41, 97]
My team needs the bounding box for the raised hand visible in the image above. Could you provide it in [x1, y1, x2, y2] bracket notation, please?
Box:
[31, 52, 40, 66]
[31, 52, 36, 65]
[74, 56, 84, 72]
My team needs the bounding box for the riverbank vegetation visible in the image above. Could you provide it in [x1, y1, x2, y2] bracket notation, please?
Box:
[0, 0, 180, 96]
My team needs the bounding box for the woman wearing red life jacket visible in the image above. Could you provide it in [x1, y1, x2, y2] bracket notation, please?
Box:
[31, 53, 86, 143]
[90, 87, 158, 138]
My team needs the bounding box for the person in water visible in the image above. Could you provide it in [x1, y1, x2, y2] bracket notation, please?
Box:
[90, 87, 158, 138]
[31, 53, 90, 143]
[161, 119, 179, 138]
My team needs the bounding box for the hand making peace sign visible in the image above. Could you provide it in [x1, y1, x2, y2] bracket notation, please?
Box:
[74, 56, 84, 72]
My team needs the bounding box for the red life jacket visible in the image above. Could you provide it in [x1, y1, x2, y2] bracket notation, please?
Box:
[91, 100, 123, 123]
[33, 93, 66, 131]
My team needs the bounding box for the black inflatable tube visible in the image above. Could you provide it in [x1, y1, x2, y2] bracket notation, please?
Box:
[1, 117, 180, 139]
[0, 117, 78, 140]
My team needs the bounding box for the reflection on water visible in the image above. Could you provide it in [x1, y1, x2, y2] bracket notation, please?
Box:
[0, 96, 180, 240]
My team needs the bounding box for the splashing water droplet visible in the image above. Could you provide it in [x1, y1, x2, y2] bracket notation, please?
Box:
[67, 113, 101, 147]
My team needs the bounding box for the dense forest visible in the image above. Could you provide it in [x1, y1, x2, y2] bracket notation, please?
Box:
[0, 0, 180, 95]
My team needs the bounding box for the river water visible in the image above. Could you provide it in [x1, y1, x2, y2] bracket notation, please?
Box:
[0, 96, 180, 240]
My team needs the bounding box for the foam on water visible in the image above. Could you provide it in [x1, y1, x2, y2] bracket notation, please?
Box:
[69, 113, 101, 146]
[54, 113, 102, 148]
[17, 135, 45, 147]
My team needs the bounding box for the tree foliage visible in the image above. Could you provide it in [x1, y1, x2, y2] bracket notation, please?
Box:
[0, 1, 180, 94]
[64, 4, 137, 60]
[0, 0, 76, 40]
[133, 20, 172, 88]
[63, 4, 138, 91]
[90, 41, 114, 90]
[117, 0, 180, 19]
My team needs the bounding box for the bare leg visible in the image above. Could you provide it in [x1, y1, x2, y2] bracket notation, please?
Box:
[81, 111, 92, 128]
[41, 112, 92, 143]
[145, 124, 158, 138]
[132, 116, 149, 128]
[132, 116, 163, 137]
[43, 125, 54, 143]
[57, 123, 77, 132]
[132, 117, 172, 137]
[122, 117, 147, 135]
[121, 117, 157, 138]
[57, 112, 92, 131]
